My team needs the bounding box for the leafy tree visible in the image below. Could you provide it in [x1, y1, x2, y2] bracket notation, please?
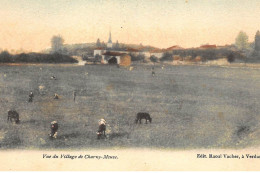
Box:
[51, 35, 64, 53]
[62, 47, 68, 55]
[160, 52, 173, 62]
[130, 53, 145, 61]
[235, 31, 249, 50]
[255, 30, 260, 51]
[227, 53, 235, 63]
[0, 51, 12, 62]
[114, 40, 119, 49]
[101, 41, 106, 48]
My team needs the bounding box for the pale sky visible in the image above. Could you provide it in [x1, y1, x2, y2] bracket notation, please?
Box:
[0, 0, 260, 52]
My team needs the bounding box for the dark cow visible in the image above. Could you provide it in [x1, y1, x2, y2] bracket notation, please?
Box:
[135, 112, 152, 124]
[97, 119, 106, 139]
[7, 110, 20, 124]
[49, 121, 58, 138]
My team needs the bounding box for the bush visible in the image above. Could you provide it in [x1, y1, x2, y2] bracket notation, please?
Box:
[171, 48, 245, 62]
[160, 52, 173, 62]
[150, 55, 159, 62]
[82, 55, 89, 61]
[227, 53, 235, 63]
[130, 53, 145, 61]
[0, 51, 13, 63]
[0, 52, 78, 63]
[94, 54, 102, 63]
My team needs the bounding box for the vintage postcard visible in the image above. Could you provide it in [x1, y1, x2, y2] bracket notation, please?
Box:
[0, 0, 260, 171]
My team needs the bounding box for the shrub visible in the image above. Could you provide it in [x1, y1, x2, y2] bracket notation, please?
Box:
[0, 51, 13, 63]
[0, 52, 78, 64]
[227, 53, 235, 63]
[160, 52, 173, 62]
[130, 53, 145, 61]
[171, 48, 245, 62]
[150, 55, 159, 62]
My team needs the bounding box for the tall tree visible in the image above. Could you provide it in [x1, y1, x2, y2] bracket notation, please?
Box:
[255, 30, 260, 51]
[235, 31, 249, 50]
[96, 38, 101, 47]
[101, 41, 106, 48]
[51, 35, 64, 53]
[114, 40, 119, 49]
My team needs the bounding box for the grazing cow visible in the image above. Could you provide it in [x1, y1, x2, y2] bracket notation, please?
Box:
[97, 119, 106, 139]
[135, 112, 152, 124]
[7, 110, 20, 124]
[49, 121, 58, 138]
[51, 76, 57, 80]
[28, 91, 34, 102]
[54, 93, 59, 99]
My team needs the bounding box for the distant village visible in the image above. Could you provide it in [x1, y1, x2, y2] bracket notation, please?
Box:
[0, 30, 260, 65]
[84, 30, 260, 66]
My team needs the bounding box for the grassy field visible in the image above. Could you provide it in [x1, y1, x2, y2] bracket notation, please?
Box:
[0, 63, 260, 149]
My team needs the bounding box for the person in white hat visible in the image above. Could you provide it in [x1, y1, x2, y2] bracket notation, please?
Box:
[50, 121, 58, 138]
[97, 119, 106, 139]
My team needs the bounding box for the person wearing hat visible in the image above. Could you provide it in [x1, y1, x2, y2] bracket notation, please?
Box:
[98, 118, 106, 125]
[28, 91, 34, 102]
[50, 121, 58, 138]
[97, 118, 106, 139]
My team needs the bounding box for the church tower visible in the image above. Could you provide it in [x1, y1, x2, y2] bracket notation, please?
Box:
[107, 30, 113, 49]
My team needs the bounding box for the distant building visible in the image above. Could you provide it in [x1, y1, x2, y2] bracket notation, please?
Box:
[148, 46, 184, 59]
[102, 52, 122, 64]
[119, 54, 131, 66]
[94, 48, 106, 56]
[93, 31, 185, 62]
[165, 45, 184, 52]
[165, 45, 184, 51]
[199, 44, 217, 49]
[93, 31, 113, 57]
[150, 49, 164, 59]
[101, 52, 131, 66]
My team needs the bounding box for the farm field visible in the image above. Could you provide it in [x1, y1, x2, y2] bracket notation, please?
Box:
[0, 64, 260, 149]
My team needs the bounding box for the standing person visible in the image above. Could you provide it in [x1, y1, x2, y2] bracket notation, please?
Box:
[97, 119, 106, 139]
[73, 91, 76, 102]
[152, 66, 155, 77]
[49, 121, 58, 138]
[28, 91, 34, 102]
